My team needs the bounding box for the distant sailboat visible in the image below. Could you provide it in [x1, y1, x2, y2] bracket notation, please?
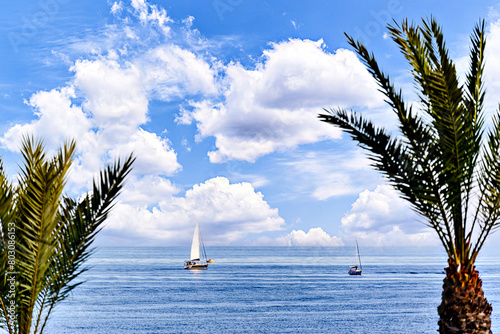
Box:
[348, 240, 363, 276]
[184, 221, 212, 269]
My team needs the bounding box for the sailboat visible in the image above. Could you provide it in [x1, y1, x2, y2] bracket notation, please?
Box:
[184, 221, 213, 269]
[348, 240, 363, 276]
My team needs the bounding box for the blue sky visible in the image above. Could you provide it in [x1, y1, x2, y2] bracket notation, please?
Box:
[2, 0, 500, 248]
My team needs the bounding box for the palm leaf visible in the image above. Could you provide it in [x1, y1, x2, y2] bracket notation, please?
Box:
[322, 18, 490, 266]
[319, 108, 454, 255]
[38, 154, 135, 333]
[0, 136, 134, 334]
[14, 138, 75, 333]
[323, 17, 495, 331]
[389, 19, 483, 258]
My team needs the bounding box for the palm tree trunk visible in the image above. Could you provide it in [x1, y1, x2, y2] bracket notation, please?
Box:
[438, 260, 492, 333]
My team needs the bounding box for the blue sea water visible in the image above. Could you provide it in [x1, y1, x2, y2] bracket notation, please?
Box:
[43, 246, 500, 334]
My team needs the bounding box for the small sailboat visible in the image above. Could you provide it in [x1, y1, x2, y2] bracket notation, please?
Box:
[348, 240, 363, 276]
[184, 221, 212, 269]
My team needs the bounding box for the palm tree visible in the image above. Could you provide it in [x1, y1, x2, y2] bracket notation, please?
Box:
[0, 137, 134, 334]
[320, 18, 495, 332]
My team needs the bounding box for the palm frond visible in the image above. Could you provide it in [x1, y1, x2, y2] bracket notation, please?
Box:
[464, 21, 487, 243]
[319, 109, 454, 255]
[0, 136, 133, 334]
[14, 138, 75, 333]
[390, 19, 483, 257]
[345, 33, 435, 148]
[471, 112, 500, 258]
[324, 16, 497, 331]
[38, 153, 135, 333]
[323, 18, 493, 266]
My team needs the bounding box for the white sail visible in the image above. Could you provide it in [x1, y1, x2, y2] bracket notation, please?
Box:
[190, 221, 200, 261]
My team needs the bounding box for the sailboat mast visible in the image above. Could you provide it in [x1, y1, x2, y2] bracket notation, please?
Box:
[356, 240, 362, 270]
[200, 231, 208, 262]
[355, 240, 358, 267]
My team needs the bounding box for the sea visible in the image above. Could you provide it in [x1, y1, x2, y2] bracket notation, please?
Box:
[43, 246, 500, 334]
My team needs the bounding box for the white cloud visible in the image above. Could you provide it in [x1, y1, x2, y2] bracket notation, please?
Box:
[1, 54, 184, 192]
[341, 185, 439, 246]
[119, 175, 180, 206]
[130, 0, 172, 35]
[110, 1, 123, 14]
[103, 177, 285, 245]
[71, 58, 149, 138]
[276, 227, 344, 247]
[0, 2, 224, 186]
[1, 86, 92, 152]
[109, 128, 181, 176]
[140, 45, 218, 99]
[183, 38, 384, 162]
[254, 40, 381, 110]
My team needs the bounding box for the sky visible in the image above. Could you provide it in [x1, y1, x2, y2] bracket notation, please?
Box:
[2, 0, 500, 248]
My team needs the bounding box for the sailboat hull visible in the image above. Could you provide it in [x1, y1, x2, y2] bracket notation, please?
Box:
[184, 263, 208, 270]
[184, 259, 208, 269]
[348, 268, 362, 275]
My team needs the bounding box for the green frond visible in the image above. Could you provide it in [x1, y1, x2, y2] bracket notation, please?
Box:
[12, 138, 76, 333]
[345, 32, 435, 148]
[0, 136, 134, 334]
[319, 109, 455, 255]
[319, 109, 410, 188]
[38, 153, 134, 333]
[471, 112, 500, 255]
[324, 17, 493, 267]
[464, 20, 486, 117]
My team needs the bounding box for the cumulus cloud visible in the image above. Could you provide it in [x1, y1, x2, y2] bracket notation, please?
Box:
[142, 45, 218, 97]
[0, 69, 182, 195]
[109, 128, 181, 176]
[181, 38, 384, 163]
[253, 40, 381, 109]
[341, 185, 439, 246]
[119, 175, 180, 206]
[276, 227, 344, 247]
[1, 80, 181, 192]
[72, 58, 149, 137]
[1, 87, 92, 152]
[103, 177, 285, 245]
